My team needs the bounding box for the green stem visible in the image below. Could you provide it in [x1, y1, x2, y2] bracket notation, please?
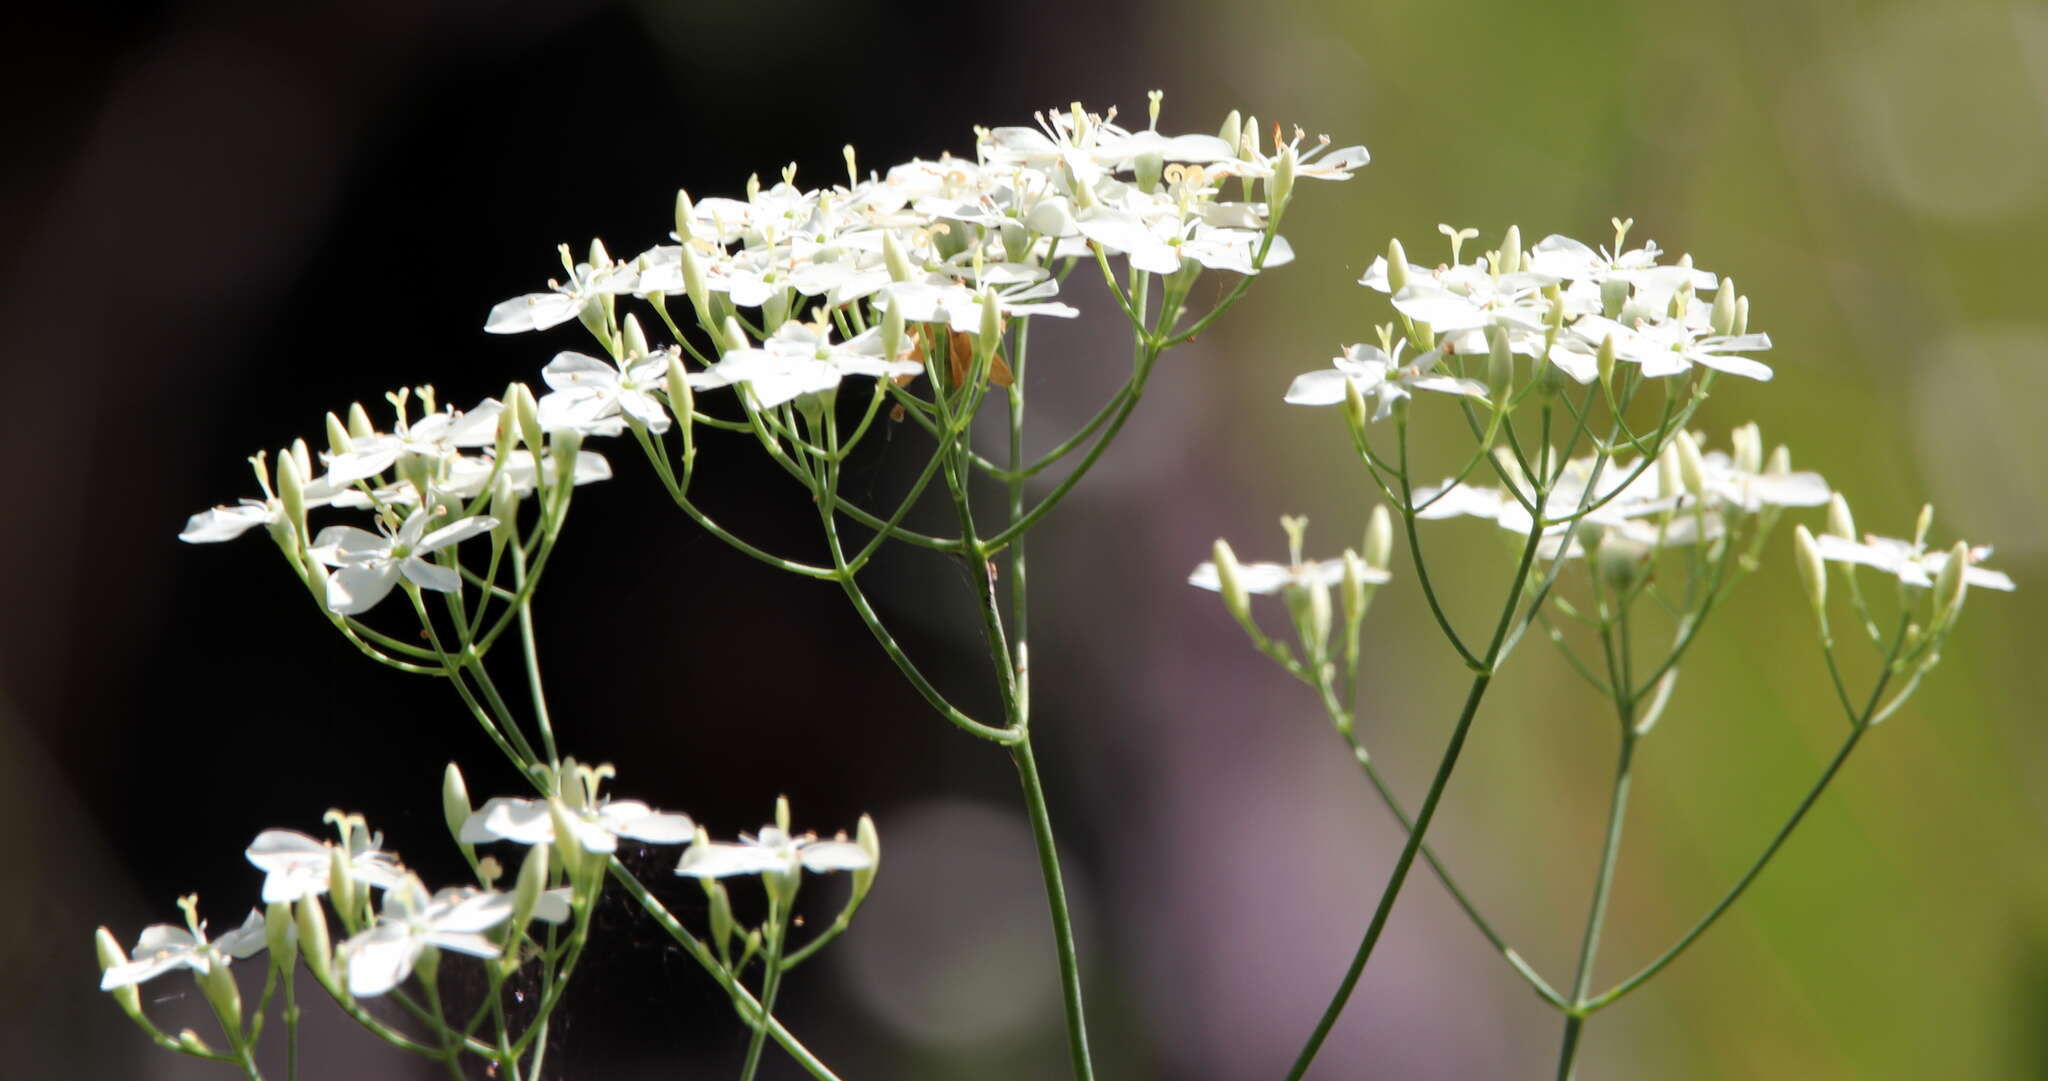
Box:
[1281, 519, 1548, 1081]
[738, 903, 788, 1081]
[1556, 731, 1637, 1079]
[1012, 737, 1095, 1081]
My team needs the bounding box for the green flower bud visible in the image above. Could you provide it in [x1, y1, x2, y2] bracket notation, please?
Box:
[547, 800, 587, 883]
[1240, 114, 1260, 159]
[1211, 539, 1251, 626]
[1386, 238, 1410, 294]
[326, 845, 359, 930]
[852, 813, 880, 903]
[703, 872, 736, 958]
[1134, 150, 1164, 193]
[197, 955, 243, 1037]
[509, 840, 549, 937]
[1595, 531, 1653, 590]
[95, 927, 146, 1021]
[1343, 374, 1368, 428]
[1794, 524, 1828, 616]
[295, 898, 335, 992]
[324, 412, 353, 458]
[678, 242, 712, 328]
[882, 297, 907, 372]
[1734, 295, 1750, 336]
[674, 189, 693, 241]
[721, 316, 750, 355]
[1597, 334, 1617, 388]
[882, 228, 915, 282]
[1914, 503, 1934, 548]
[510, 383, 543, 456]
[1487, 326, 1513, 399]
[1765, 445, 1792, 476]
[441, 763, 471, 846]
[176, 1029, 214, 1056]
[1600, 278, 1630, 319]
[587, 238, 611, 268]
[265, 902, 296, 974]
[775, 795, 793, 835]
[1827, 494, 1857, 540]
[275, 447, 306, 536]
[1217, 109, 1242, 148]
[551, 428, 583, 493]
[1499, 225, 1522, 275]
[1286, 580, 1332, 661]
[1933, 540, 1970, 626]
[1673, 430, 1707, 499]
[979, 287, 1001, 353]
[347, 401, 376, 440]
[1340, 549, 1369, 627]
[621, 313, 650, 359]
[1364, 505, 1393, 572]
[1268, 143, 1297, 211]
[1711, 278, 1738, 336]
[1730, 422, 1762, 475]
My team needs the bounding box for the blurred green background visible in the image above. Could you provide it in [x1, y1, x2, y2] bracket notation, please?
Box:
[4, 1, 2039, 1078]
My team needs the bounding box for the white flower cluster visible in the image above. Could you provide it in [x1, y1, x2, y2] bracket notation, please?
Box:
[1412, 423, 1830, 559]
[178, 385, 610, 616]
[1288, 220, 1769, 417]
[180, 99, 1363, 620]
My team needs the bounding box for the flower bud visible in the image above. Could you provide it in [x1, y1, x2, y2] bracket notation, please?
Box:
[1734, 295, 1750, 336]
[1794, 524, 1827, 615]
[1595, 531, 1652, 590]
[1499, 225, 1522, 275]
[721, 316, 750, 356]
[883, 229, 915, 283]
[621, 313, 650, 359]
[587, 238, 611, 269]
[1386, 238, 1410, 294]
[509, 840, 549, 936]
[295, 897, 335, 992]
[197, 959, 243, 1037]
[674, 188, 693, 240]
[1211, 539, 1251, 625]
[852, 813, 881, 902]
[1268, 142, 1298, 211]
[775, 794, 793, 835]
[1487, 326, 1513, 400]
[1597, 333, 1617, 388]
[1765, 445, 1791, 476]
[1240, 114, 1260, 160]
[1341, 549, 1369, 626]
[1711, 278, 1738, 336]
[1673, 430, 1706, 499]
[1286, 580, 1333, 661]
[1217, 109, 1242, 148]
[276, 447, 306, 535]
[678, 242, 712, 327]
[508, 382, 543, 456]
[1343, 374, 1368, 428]
[547, 800, 587, 882]
[882, 296, 907, 369]
[1134, 151, 1164, 193]
[551, 428, 583, 493]
[441, 763, 471, 846]
[265, 901, 297, 974]
[1364, 505, 1393, 572]
[978, 287, 1001, 353]
[1827, 494, 1857, 540]
[347, 402, 376, 440]
[702, 872, 736, 958]
[1600, 279, 1630, 319]
[95, 927, 146, 1020]
[1914, 503, 1934, 548]
[324, 412, 353, 459]
[176, 1029, 214, 1056]
[1933, 540, 1970, 626]
[1730, 422, 1762, 475]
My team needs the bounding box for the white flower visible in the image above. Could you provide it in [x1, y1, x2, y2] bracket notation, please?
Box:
[324, 400, 503, 485]
[338, 876, 516, 998]
[460, 795, 696, 855]
[309, 507, 500, 615]
[1815, 534, 2016, 591]
[712, 321, 923, 409]
[484, 243, 639, 334]
[1283, 342, 1489, 420]
[100, 903, 267, 991]
[1187, 556, 1389, 594]
[245, 820, 407, 904]
[1571, 315, 1773, 382]
[537, 351, 719, 436]
[675, 825, 871, 880]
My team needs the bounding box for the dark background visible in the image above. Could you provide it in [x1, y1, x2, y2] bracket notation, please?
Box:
[6, 2, 2046, 1080]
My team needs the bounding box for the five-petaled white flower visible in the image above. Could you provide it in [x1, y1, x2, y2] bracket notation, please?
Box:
[244, 820, 407, 904]
[1815, 533, 2016, 592]
[461, 795, 697, 854]
[712, 322, 924, 410]
[1187, 555, 1390, 594]
[101, 902, 267, 991]
[674, 825, 871, 880]
[1284, 341, 1489, 420]
[310, 507, 500, 615]
[484, 242, 639, 334]
[338, 876, 535, 997]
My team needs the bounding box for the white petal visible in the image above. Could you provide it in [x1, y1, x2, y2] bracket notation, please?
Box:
[326, 562, 401, 615]
[179, 503, 276, 543]
[344, 927, 420, 997]
[675, 842, 787, 878]
[401, 557, 461, 594]
[465, 798, 554, 845]
[611, 811, 697, 845]
[1282, 369, 1352, 406]
[797, 841, 873, 873]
